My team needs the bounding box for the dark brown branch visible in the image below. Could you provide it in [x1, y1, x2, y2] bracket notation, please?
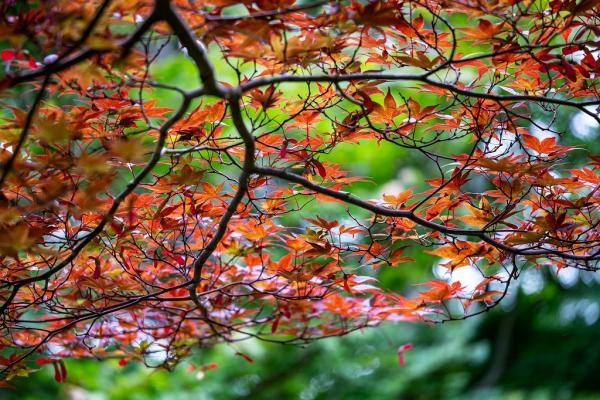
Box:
[0, 74, 50, 189]
[238, 73, 600, 123]
[5, 8, 159, 88]
[161, 0, 225, 96]
[253, 166, 599, 262]
[202, 0, 329, 23]
[189, 94, 255, 305]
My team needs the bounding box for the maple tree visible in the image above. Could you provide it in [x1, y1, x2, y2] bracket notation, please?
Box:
[0, 0, 599, 382]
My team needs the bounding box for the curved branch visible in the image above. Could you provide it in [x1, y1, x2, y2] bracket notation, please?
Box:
[238, 73, 600, 123]
[0, 74, 51, 189]
[161, 0, 225, 96]
[5, 8, 159, 88]
[253, 166, 599, 262]
[189, 94, 255, 305]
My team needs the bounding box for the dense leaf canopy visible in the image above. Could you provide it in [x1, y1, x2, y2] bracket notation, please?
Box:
[0, 0, 599, 382]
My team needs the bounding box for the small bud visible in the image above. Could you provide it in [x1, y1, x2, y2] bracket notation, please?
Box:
[43, 54, 59, 64]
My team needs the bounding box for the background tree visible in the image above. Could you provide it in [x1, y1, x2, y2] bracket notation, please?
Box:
[0, 0, 599, 384]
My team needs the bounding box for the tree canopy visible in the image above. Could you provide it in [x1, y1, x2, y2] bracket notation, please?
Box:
[0, 0, 599, 383]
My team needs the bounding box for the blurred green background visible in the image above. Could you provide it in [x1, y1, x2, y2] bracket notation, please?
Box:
[2, 31, 600, 399]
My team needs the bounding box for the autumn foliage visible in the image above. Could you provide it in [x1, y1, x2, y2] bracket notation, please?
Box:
[0, 0, 599, 381]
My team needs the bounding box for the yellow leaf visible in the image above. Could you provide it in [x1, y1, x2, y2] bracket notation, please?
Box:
[0, 223, 36, 257]
[111, 137, 150, 162]
[425, 245, 458, 259]
[36, 116, 78, 143]
[87, 36, 119, 50]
